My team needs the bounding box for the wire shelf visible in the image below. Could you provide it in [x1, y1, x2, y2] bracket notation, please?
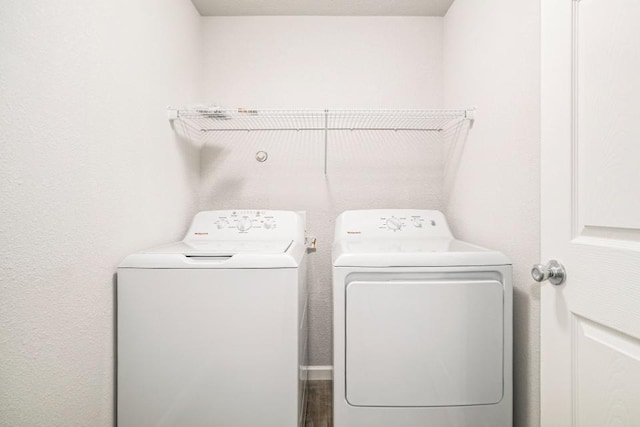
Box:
[170, 107, 473, 133]
[168, 107, 475, 174]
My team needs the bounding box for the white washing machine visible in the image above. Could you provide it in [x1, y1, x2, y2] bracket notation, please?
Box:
[332, 209, 512, 427]
[117, 210, 308, 427]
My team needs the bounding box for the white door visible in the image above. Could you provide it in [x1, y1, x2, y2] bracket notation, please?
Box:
[541, 0, 640, 426]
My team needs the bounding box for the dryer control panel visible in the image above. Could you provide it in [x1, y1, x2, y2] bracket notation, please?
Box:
[335, 210, 453, 240]
[185, 210, 304, 241]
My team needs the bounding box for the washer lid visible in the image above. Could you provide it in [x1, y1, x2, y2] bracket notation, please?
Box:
[119, 239, 300, 269]
[333, 238, 510, 267]
[173, 240, 293, 255]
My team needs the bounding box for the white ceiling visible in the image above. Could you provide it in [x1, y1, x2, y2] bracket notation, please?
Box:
[191, 0, 456, 17]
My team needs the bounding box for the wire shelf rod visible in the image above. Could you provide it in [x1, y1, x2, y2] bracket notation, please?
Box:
[196, 127, 446, 132]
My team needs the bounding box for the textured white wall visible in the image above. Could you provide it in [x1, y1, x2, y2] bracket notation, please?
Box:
[200, 17, 445, 364]
[202, 17, 443, 109]
[0, 1, 202, 425]
[443, 1, 541, 426]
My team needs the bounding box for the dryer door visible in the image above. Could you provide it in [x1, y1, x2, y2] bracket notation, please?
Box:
[345, 279, 503, 407]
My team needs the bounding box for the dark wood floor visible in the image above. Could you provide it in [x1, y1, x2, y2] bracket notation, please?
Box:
[304, 380, 333, 427]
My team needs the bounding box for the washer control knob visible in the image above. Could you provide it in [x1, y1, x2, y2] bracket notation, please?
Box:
[236, 218, 252, 232]
[216, 219, 229, 229]
[263, 219, 274, 229]
[412, 217, 423, 228]
[386, 217, 402, 231]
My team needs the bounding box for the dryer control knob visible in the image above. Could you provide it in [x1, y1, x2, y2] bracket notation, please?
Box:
[236, 218, 252, 232]
[386, 217, 402, 231]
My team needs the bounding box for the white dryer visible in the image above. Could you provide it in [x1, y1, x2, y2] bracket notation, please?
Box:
[332, 209, 512, 427]
[118, 210, 308, 427]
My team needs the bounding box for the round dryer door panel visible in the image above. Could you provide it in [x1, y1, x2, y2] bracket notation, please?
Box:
[345, 279, 504, 407]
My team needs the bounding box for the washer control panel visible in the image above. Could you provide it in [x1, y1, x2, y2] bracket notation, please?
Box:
[186, 210, 302, 240]
[214, 211, 277, 232]
[337, 210, 453, 239]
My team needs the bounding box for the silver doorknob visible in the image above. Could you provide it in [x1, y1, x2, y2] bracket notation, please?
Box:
[531, 260, 566, 285]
